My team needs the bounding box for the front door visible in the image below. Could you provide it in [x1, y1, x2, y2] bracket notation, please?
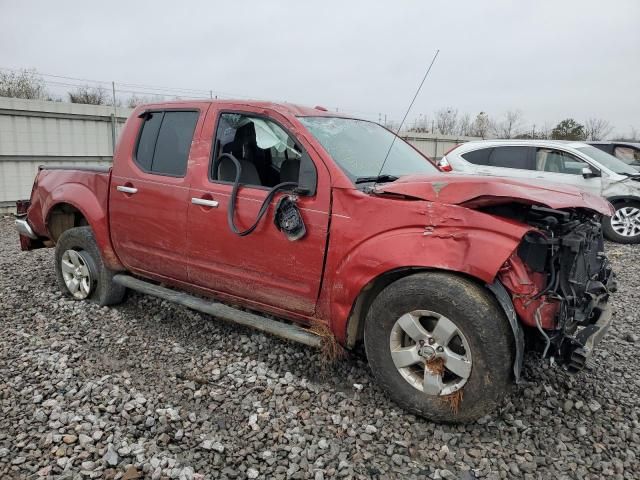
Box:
[532, 147, 602, 196]
[110, 107, 204, 281]
[187, 108, 331, 316]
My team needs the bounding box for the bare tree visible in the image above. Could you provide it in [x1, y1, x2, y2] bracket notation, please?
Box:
[458, 113, 473, 136]
[68, 85, 108, 105]
[435, 107, 458, 135]
[0, 68, 49, 100]
[493, 110, 523, 139]
[584, 118, 613, 141]
[612, 126, 640, 142]
[471, 112, 494, 139]
[126, 94, 164, 108]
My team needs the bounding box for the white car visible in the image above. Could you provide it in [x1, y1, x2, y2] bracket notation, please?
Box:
[439, 140, 640, 243]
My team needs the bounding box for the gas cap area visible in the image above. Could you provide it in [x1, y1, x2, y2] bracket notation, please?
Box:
[274, 196, 306, 241]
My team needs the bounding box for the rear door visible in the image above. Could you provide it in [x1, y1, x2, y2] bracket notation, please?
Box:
[186, 107, 331, 316]
[461, 146, 535, 179]
[532, 147, 602, 196]
[110, 107, 204, 281]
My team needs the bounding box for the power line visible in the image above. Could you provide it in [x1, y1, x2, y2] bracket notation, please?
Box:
[1, 66, 393, 120]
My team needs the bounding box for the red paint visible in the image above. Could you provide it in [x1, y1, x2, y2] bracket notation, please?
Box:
[20, 100, 609, 345]
[498, 254, 559, 329]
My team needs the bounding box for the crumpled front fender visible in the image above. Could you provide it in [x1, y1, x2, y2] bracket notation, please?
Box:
[325, 198, 533, 344]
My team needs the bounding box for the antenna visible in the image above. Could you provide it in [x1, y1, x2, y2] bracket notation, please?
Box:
[377, 49, 440, 177]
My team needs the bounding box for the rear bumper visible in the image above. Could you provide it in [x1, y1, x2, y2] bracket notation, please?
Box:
[15, 217, 37, 239]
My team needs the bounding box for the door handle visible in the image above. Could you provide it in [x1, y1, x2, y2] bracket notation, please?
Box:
[191, 197, 219, 208]
[117, 185, 138, 194]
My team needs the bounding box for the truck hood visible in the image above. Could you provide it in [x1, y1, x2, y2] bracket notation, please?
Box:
[374, 174, 614, 216]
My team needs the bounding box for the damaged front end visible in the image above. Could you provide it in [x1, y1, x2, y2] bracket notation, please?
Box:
[490, 204, 616, 373]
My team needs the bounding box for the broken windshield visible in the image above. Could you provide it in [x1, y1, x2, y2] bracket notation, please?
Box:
[298, 117, 437, 182]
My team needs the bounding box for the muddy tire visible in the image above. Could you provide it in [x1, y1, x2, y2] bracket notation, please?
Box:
[54, 226, 126, 306]
[603, 201, 640, 244]
[364, 272, 514, 423]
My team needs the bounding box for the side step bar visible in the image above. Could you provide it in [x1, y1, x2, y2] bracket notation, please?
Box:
[113, 274, 322, 348]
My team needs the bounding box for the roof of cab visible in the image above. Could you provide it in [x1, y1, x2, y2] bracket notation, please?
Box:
[135, 99, 347, 118]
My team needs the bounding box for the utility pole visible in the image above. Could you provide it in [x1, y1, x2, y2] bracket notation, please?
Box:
[209, 90, 213, 99]
[111, 82, 117, 154]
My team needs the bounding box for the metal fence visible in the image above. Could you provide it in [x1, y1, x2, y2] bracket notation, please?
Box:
[0, 96, 131, 212]
[0, 97, 480, 213]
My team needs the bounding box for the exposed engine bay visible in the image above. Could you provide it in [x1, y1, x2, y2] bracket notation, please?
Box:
[485, 204, 617, 373]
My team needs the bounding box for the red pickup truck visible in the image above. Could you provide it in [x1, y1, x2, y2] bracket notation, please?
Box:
[15, 100, 616, 422]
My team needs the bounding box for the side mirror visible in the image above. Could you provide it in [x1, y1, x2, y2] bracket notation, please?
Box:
[582, 167, 600, 178]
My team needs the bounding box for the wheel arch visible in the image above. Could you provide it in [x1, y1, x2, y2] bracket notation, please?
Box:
[606, 195, 640, 206]
[344, 267, 524, 380]
[43, 185, 124, 271]
[46, 202, 89, 242]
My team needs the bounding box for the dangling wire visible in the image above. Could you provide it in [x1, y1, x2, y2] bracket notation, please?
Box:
[220, 153, 298, 237]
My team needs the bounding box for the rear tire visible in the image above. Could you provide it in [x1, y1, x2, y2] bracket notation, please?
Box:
[603, 201, 640, 244]
[364, 272, 514, 423]
[54, 227, 126, 306]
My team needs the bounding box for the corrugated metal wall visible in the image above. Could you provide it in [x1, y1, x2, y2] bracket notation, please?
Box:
[0, 96, 131, 211]
[402, 133, 479, 159]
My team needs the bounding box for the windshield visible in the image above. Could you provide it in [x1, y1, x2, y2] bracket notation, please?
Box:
[576, 146, 638, 175]
[298, 117, 437, 182]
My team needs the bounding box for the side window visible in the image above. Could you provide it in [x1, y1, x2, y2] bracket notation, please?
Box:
[614, 146, 640, 164]
[211, 113, 308, 189]
[487, 146, 532, 169]
[535, 148, 588, 174]
[462, 148, 492, 165]
[135, 110, 199, 177]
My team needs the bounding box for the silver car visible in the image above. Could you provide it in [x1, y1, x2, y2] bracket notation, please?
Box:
[440, 140, 640, 243]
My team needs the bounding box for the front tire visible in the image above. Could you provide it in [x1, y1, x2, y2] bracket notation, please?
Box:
[603, 201, 640, 244]
[364, 272, 514, 423]
[54, 227, 126, 306]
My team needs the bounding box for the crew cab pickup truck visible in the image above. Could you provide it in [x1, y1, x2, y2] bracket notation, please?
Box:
[15, 100, 616, 422]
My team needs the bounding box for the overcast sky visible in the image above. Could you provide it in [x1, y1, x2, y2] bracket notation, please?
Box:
[1, 0, 638, 134]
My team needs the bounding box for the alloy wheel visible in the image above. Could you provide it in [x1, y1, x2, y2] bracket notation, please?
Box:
[611, 206, 640, 238]
[389, 310, 472, 396]
[60, 249, 93, 299]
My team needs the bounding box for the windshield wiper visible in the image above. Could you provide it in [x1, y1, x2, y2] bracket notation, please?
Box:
[354, 174, 399, 184]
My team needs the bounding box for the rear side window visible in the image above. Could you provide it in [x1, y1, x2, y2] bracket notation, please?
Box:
[488, 146, 532, 169]
[462, 148, 491, 165]
[135, 110, 199, 176]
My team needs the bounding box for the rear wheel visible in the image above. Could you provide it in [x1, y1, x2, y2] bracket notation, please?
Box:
[364, 272, 514, 423]
[54, 227, 126, 306]
[603, 201, 640, 244]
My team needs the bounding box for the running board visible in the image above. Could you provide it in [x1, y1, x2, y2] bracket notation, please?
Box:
[112, 274, 322, 348]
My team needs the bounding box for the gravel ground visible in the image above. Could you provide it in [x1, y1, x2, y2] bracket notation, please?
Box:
[1, 216, 639, 480]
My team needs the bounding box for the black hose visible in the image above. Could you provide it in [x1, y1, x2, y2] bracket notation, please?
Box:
[220, 153, 298, 237]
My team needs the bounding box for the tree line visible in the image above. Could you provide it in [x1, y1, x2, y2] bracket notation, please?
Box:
[1, 68, 637, 141]
[0, 68, 166, 108]
[403, 107, 637, 142]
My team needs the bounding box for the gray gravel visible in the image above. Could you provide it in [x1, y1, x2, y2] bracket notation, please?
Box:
[1, 216, 639, 480]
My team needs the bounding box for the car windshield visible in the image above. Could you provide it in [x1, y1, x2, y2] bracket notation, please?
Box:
[576, 146, 638, 175]
[298, 116, 437, 182]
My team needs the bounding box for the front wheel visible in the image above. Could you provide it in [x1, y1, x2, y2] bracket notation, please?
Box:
[603, 201, 640, 244]
[364, 272, 514, 423]
[54, 226, 126, 306]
